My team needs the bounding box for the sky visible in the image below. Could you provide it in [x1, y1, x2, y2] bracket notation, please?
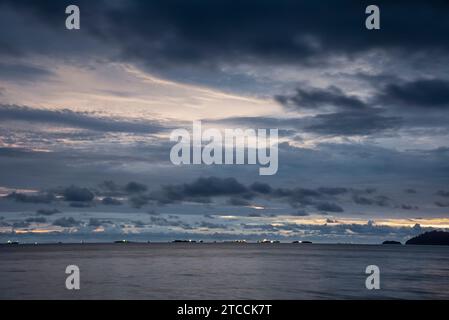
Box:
[1, 0, 449, 243]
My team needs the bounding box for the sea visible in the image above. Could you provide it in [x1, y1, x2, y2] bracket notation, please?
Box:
[0, 243, 448, 299]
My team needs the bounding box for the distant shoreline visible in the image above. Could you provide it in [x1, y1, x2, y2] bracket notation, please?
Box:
[0, 241, 444, 246]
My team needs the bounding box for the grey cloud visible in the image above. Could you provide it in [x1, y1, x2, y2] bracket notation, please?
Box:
[0, 105, 166, 134]
[0, 220, 11, 227]
[198, 221, 228, 229]
[228, 197, 251, 206]
[149, 216, 191, 229]
[36, 209, 60, 216]
[69, 202, 92, 208]
[52, 217, 82, 227]
[293, 210, 310, 217]
[7, 192, 55, 204]
[435, 201, 449, 208]
[101, 197, 122, 206]
[25, 217, 47, 223]
[133, 220, 146, 228]
[0, 62, 53, 83]
[124, 182, 148, 193]
[352, 194, 390, 207]
[315, 202, 344, 213]
[88, 218, 112, 227]
[12, 221, 30, 228]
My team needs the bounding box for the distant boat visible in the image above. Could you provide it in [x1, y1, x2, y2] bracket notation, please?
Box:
[114, 240, 130, 244]
[172, 240, 196, 243]
[6, 240, 19, 245]
[292, 240, 312, 244]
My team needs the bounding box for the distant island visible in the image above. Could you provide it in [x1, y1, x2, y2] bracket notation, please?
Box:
[382, 240, 402, 245]
[406, 231, 449, 245]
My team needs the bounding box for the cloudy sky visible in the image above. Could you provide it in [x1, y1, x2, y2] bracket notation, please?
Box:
[1, 0, 449, 243]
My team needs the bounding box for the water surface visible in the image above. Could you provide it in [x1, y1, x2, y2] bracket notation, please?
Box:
[0, 243, 448, 299]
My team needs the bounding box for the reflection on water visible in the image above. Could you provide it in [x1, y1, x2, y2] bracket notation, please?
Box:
[0, 243, 448, 299]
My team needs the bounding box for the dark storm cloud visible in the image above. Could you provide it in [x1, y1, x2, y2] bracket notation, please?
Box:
[1, 0, 449, 79]
[124, 182, 148, 193]
[73, 176, 362, 211]
[272, 83, 408, 136]
[182, 177, 248, 197]
[0, 62, 53, 83]
[148, 177, 250, 205]
[305, 110, 402, 136]
[137, 176, 397, 211]
[98, 181, 120, 193]
[275, 86, 367, 111]
[6, 192, 55, 204]
[400, 204, 418, 210]
[250, 182, 272, 194]
[436, 190, 449, 198]
[52, 217, 81, 227]
[0, 105, 166, 134]
[62, 185, 94, 202]
[380, 79, 449, 109]
[129, 195, 150, 208]
[274, 187, 321, 207]
[352, 194, 390, 207]
[212, 108, 402, 136]
[317, 187, 348, 196]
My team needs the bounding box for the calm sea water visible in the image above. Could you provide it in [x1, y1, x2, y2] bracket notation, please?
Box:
[0, 243, 448, 299]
